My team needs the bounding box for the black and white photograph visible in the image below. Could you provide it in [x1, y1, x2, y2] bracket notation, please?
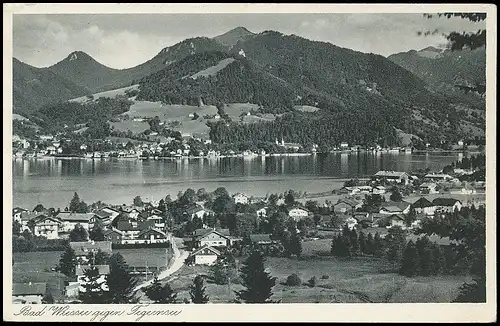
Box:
[3, 3, 496, 323]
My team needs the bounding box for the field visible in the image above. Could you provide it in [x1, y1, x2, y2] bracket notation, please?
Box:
[12, 247, 172, 301]
[69, 84, 139, 103]
[165, 239, 471, 303]
[190, 58, 236, 79]
[109, 120, 150, 134]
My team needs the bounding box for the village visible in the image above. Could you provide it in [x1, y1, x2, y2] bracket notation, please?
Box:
[11, 159, 486, 304]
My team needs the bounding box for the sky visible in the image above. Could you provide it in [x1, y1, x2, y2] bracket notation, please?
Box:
[13, 13, 486, 69]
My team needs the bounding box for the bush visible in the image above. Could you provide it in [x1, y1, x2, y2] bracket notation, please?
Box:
[320, 275, 329, 280]
[286, 273, 302, 286]
[308, 276, 317, 287]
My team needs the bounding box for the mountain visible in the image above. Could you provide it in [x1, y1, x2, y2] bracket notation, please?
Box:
[415, 46, 445, 59]
[213, 26, 255, 48]
[12, 58, 90, 114]
[388, 46, 486, 100]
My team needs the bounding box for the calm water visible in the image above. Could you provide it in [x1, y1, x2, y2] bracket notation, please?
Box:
[12, 152, 463, 210]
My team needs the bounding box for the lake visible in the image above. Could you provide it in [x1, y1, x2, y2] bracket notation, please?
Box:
[12, 152, 464, 210]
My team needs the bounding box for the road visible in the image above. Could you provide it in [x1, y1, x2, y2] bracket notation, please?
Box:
[133, 236, 188, 292]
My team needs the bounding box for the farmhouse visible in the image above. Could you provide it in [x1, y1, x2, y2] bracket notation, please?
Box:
[12, 282, 47, 304]
[192, 229, 231, 248]
[420, 182, 439, 194]
[31, 215, 62, 239]
[101, 207, 120, 219]
[232, 193, 249, 204]
[57, 212, 94, 232]
[90, 210, 113, 227]
[19, 211, 45, 232]
[187, 245, 221, 266]
[432, 198, 462, 213]
[275, 137, 301, 151]
[372, 171, 410, 185]
[386, 214, 407, 229]
[379, 201, 411, 215]
[249, 234, 279, 246]
[288, 207, 311, 221]
[136, 228, 169, 244]
[184, 205, 214, 221]
[103, 228, 124, 244]
[372, 185, 387, 195]
[424, 173, 456, 182]
[411, 197, 436, 216]
[146, 214, 166, 229]
[76, 265, 110, 292]
[116, 221, 141, 241]
[333, 198, 362, 215]
[12, 207, 28, 223]
[70, 241, 113, 263]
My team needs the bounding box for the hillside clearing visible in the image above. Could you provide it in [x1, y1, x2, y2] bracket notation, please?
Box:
[294, 105, 320, 113]
[69, 84, 139, 103]
[189, 58, 236, 79]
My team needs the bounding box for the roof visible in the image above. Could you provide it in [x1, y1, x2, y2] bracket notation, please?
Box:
[190, 245, 221, 256]
[381, 201, 411, 211]
[411, 197, 433, 208]
[57, 212, 94, 222]
[94, 210, 113, 218]
[12, 282, 47, 296]
[420, 182, 437, 188]
[138, 227, 167, 238]
[387, 214, 405, 221]
[76, 265, 110, 276]
[70, 241, 112, 256]
[406, 234, 454, 246]
[193, 228, 230, 237]
[103, 228, 123, 236]
[249, 234, 275, 243]
[374, 171, 408, 178]
[232, 193, 248, 198]
[13, 207, 28, 214]
[289, 206, 310, 212]
[20, 211, 44, 222]
[432, 198, 462, 206]
[32, 215, 63, 224]
[424, 173, 452, 179]
[335, 198, 360, 207]
[116, 221, 139, 231]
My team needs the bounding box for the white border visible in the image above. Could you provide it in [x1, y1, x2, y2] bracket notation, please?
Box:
[3, 3, 497, 322]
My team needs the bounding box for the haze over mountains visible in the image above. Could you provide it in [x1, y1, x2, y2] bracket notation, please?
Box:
[12, 26, 485, 145]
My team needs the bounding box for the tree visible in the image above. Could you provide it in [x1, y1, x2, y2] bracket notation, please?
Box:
[209, 255, 235, 285]
[423, 13, 486, 51]
[189, 275, 209, 304]
[106, 253, 139, 303]
[390, 190, 403, 202]
[69, 192, 81, 213]
[431, 243, 446, 275]
[373, 232, 386, 258]
[415, 236, 433, 276]
[79, 266, 108, 304]
[358, 231, 367, 255]
[284, 191, 295, 206]
[58, 245, 77, 278]
[144, 277, 178, 304]
[89, 224, 105, 241]
[13, 220, 22, 235]
[399, 241, 420, 277]
[133, 196, 143, 207]
[365, 232, 374, 255]
[288, 232, 303, 258]
[94, 249, 111, 265]
[235, 250, 277, 303]
[42, 291, 55, 304]
[69, 224, 89, 242]
[385, 226, 406, 269]
[33, 204, 45, 213]
[349, 228, 360, 256]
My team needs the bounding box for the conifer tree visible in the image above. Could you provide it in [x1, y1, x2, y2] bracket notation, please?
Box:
[373, 232, 386, 257]
[235, 250, 277, 303]
[415, 236, 433, 276]
[358, 231, 366, 255]
[79, 266, 108, 304]
[399, 240, 420, 277]
[58, 245, 77, 278]
[431, 243, 446, 275]
[365, 232, 374, 255]
[349, 228, 360, 256]
[106, 253, 139, 303]
[189, 275, 209, 304]
[144, 277, 178, 304]
[69, 192, 81, 213]
[289, 231, 303, 258]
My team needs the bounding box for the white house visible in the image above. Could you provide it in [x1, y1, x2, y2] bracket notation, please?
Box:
[76, 265, 110, 292]
[12, 282, 47, 304]
[12, 207, 28, 223]
[431, 198, 463, 213]
[31, 215, 62, 239]
[185, 206, 214, 221]
[193, 229, 231, 248]
[147, 215, 165, 229]
[57, 212, 94, 232]
[188, 245, 221, 266]
[232, 193, 249, 204]
[373, 171, 410, 185]
[135, 228, 169, 244]
[379, 201, 411, 215]
[256, 207, 268, 218]
[424, 173, 456, 183]
[372, 185, 387, 195]
[344, 216, 358, 230]
[411, 197, 436, 216]
[420, 182, 439, 194]
[288, 207, 310, 221]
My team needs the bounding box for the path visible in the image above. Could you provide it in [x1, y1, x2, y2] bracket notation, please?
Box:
[133, 236, 188, 292]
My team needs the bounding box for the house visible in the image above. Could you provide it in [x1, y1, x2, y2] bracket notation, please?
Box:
[57, 212, 94, 232]
[184, 205, 214, 221]
[187, 245, 221, 266]
[275, 137, 302, 151]
[90, 210, 113, 227]
[372, 185, 387, 195]
[146, 214, 166, 229]
[249, 234, 279, 246]
[103, 228, 124, 244]
[232, 193, 249, 204]
[70, 241, 113, 263]
[101, 206, 120, 219]
[379, 201, 411, 215]
[136, 228, 169, 244]
[424, 173, 456, 183]
[432, 198, 463, 213]
[340, 142, 349, 150]
[386, 214, 407, 229]
[288, 207, 311, 221]
[411, 197, 436, 216]
[333, 198, 362, 215]
[31, 215, 62, 239]
[250, 203, 268, 218]
[373, 171, 410, 185]
[12, 282, 47, 304]
[120, 206, 141, 219]
[420, 182, 439, 194]
[19, 211, 45, 232]
[12, 207, 28, 223]
[116, 221, 141, 242]
[76, 265, 110, 292]
[342, 216, 358, 230]
[192, 229, 231, 248]
[353, 212, 371, 223]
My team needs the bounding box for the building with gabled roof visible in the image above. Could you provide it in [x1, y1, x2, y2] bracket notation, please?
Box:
[432, 198, 462, 213]
[30, 215, 63, 239]
[373, 170, 410, 185]
[12, 282, 47, 304]
[379, 201, 411, 215]
[187, 245, 221, 266]
[70, 241, 112, 263]
[411, 197, 436, 215]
